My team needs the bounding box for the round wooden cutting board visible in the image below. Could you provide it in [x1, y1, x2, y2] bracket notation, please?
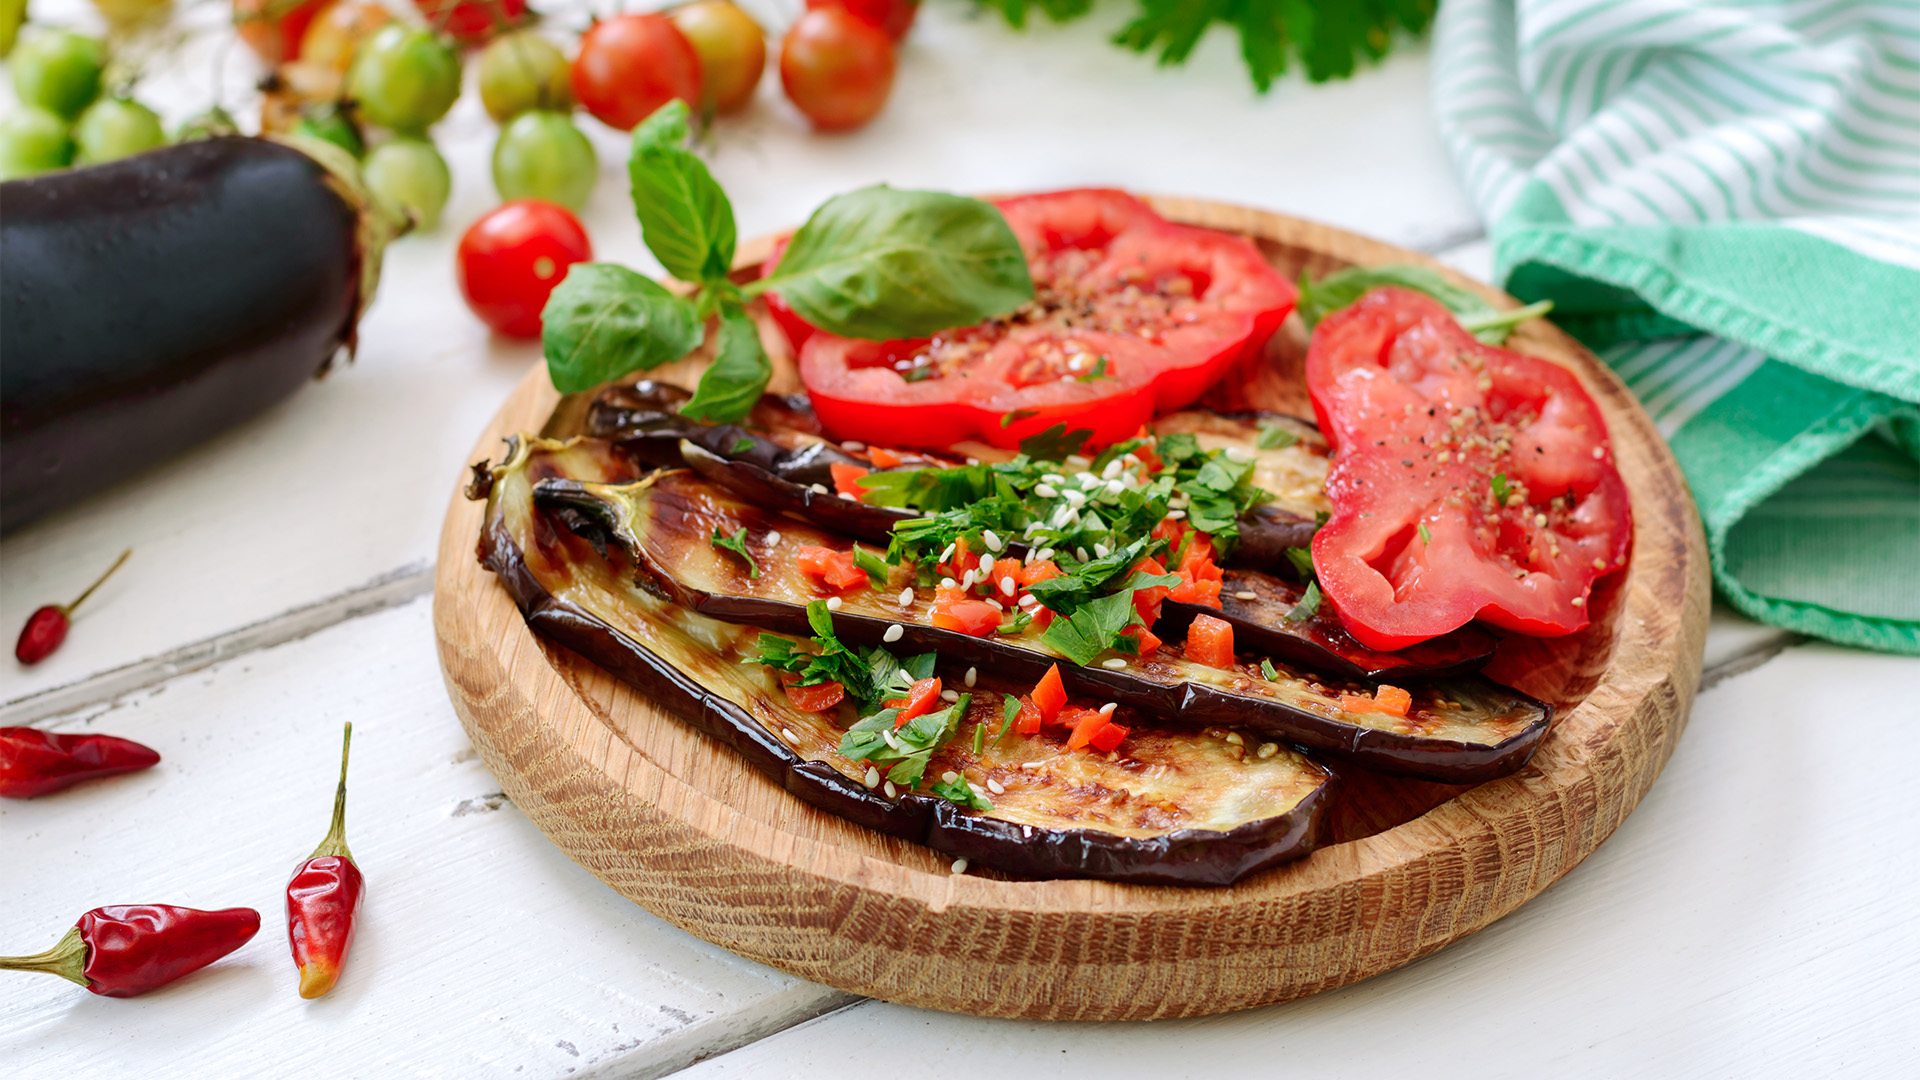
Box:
[433, 198, 1710, 1020]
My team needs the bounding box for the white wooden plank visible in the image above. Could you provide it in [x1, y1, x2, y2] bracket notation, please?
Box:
[672, 644, 1920, 1078]
[0, 596, 851, 1079]
[3, 1, 1479, 705]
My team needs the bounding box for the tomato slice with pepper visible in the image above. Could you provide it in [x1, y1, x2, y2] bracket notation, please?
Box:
[780, 189, 1297, 451]
[1305, 288, 1632, 650]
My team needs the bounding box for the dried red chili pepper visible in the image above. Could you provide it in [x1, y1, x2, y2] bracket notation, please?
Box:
[286, 722, 364, 999]
[0, 905, 260, 997]
[0, 726, 162, 799]
[15, 548, 132, 665]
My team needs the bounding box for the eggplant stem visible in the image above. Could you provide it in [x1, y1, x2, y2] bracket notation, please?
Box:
[62, 549, 132, 616]
[0, 927, 91, 988]
[310, 722, 354, 861]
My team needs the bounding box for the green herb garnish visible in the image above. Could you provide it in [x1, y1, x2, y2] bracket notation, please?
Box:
[1040, 589, 1143, 666]
[1255, 423, 1297, 450]
[710, 527, 760, 578]
[1491, 472, 1511, 505]
[1284, 581, 1323, 623]
[730, 437, 755, 455]
[931, 771, 992, 812]
[1284, 546, 1316, 580]
[1418, 523, 1432, 546]
[1295, 264, 1554, 345]
[1018, 423, 1094, 460]
[1260, 658, 1279, 681]
[1074, 355, 1112, 382]
[852, 545, 892, 587]
[747, 600, 931, 712]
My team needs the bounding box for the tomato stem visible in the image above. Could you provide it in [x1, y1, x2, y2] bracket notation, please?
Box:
[61, 549, 131, 617]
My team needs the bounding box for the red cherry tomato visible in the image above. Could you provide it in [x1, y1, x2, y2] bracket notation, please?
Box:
[456, 200, 593, 339]
[806, 0, 917, 41]
[234, 0, 327, 64]
[571, 14, 702, 132]
[412, 0, 528, 46]
[779, 8, 895, 132]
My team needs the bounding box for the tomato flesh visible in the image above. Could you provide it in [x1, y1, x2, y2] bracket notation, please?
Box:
[1305, 288, 1631, 649]
[790, 189, 1296, 452]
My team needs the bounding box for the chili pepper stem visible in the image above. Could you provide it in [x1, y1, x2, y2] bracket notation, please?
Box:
[310, 722, 353, 860]
[61, 549, 132, 617]
[0, 926, 90, 988]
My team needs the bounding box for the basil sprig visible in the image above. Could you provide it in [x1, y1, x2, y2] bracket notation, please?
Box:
[540, 102, 1034, 420]
[1296, 264, 1553, 346]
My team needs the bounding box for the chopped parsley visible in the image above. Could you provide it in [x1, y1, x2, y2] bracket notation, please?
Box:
[710, 527, 760, 578]
[729, 437, 755, 455]
[1018, 423, 1093, 459]
[1260, 658, 1279, 681]
[1283, 546, 1315, 580]
[1000, 408, 1040, 427]
[930, 771, 992, 811]
[1255, 423, 1297, 450]
[746, 600, 932, 712]
[1284, 581, 1323, 623]
[1074, 355, 1112, 382]
[1491, 472, 1511, 505]
[1418, 523, 1432, 546]
[852, 545, 891, 588]
[838, 692, 971, 789]
[1040, 589, 1143, 667]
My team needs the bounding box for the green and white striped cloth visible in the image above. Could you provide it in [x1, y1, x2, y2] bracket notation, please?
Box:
[1434, 0, 1920, 654]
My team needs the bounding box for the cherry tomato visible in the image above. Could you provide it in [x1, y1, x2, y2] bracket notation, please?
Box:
[806, 0, 916, 42]
[72, 98, 166, 166]
[570, 14, 701, 132]
[670, 0, 766, 115]
[477, 29, 571, 123]
[298, 1, 393, 74]
[364, 136, 451, 231]
[10, 28, 104, 119]
[0, 106, 75, 180]
[1, 0, 24, 58]
[234, 0, 326, 65]
[347, 25, 461, 134]
[779, 8, 894, 132]
[457, 200, 593, 339]
[90, 0, 174, 31]
[412, 0, 527, 47]
[492, 110, 598, 213]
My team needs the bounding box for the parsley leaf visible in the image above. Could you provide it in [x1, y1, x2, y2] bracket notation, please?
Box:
[746, 599, 924, 712]
[852, 545, 892, 588]
[1418, 523, 1432, 546]
[931, 772, 992, 811]
[1040, 589, 1141, 666]
[1284, 546, 1316, 580]
[1022, 538, 1166, 615]
[1001, 408, 1040, 427]
[1260, 658, 1279, 681]
[730, 437, 755, 455]
[1284, 581, 1323, 623]
[1491, 472, 1511, 505]
[710, 527, 760, 577]
[1255, 423, 1297, 450]
[1018, 424, 1094, 460]
[1074, 355, 1112, 382]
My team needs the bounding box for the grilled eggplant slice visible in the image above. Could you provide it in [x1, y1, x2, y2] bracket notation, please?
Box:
[533, 458, 1552, 783]
[477, 437, 1335, 885]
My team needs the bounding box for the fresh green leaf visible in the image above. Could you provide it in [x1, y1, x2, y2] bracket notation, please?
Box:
[1022, 538, 1165, 615]
[853, 545, 892, 588]
[710, 527, 760, 577]
[1040, 589, 1140, 666]
[997, 610, 1034, 635]
[1000, 408, 1040, 428]
[931, 772, 992, 812]
[1296, 264, 1493, 330]
[542, 264, 703, 394]
[1458, 299, 1554, 345]
[1018, 424, 1093, 460]
[1074, 355, 1112, 382]
[681, 310, 771, 422]
[971, 719, 986, 755]
[1491, 472, 1511, 505]
[1000, 694, 1022, 743]
[1255, 423, 1298, 450]
[1284, 580, 1323, 623]
[1418, 523, 1432, 546]
[747, 185, 1033, 340]
[628, 100, 737, 284]
[1260, 658, 1279, 681]
[730, 437, 755, 455]
[1284, 546, 1316, 580]
[747, 600, 891, 709]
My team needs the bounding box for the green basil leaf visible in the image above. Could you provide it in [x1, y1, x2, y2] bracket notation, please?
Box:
[748, 185, 1033, 339]
[542, 263, 703, 394]
[1296, 264, 1495, 330]
[1458, 299, 1554, 345]
[682, 310, 771, 422]
[629, 101, 737, 284]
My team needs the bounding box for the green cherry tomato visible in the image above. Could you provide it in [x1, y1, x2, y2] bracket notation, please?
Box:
[347, 25, 460, 134]
[364, 136, 451, 231]
[0, 106, 76, 179]
[73, 98, 167, 165]
[1, 0, 26, 58]
[294, 104, 365, 159]
[477, 30, 572, 124]
[492, 109, 597, 213]
[11, 29, 106, 119]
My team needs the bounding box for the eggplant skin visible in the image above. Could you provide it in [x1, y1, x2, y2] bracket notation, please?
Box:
[1, 137, 371, 533]
[478, 439, 1337, 886]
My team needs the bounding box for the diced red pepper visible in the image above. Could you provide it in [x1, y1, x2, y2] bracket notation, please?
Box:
[1168, 577, 1222, 608]
[795, 545, 868, 591]
[783, 680, 846, 712]
[1017, 559, 1062, 587]
[867, 447, 903, 469]
[1338, 693, 1377, 714]
[1014, 696, 1044, 736]
[1088, 721, 1129, 753]
[1131, 556, 1172, 624]
[930, 593, 1002, 637]
[829, 462, 871, 498]
[886, 677, 942, 727]
[1373, 685, 1412, 717]
[986, 557, 1024, 599]
[1064, 707, 1110, 750]
[1119, 623, 1162, 657]
[939, 536, 981, 578]
[1030, 664, 1067, 724]
[1185, 613, 1235, 668]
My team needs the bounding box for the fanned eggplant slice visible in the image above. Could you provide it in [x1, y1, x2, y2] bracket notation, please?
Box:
[533, 457, 1552, 783]
[477, 438, 1335, 885]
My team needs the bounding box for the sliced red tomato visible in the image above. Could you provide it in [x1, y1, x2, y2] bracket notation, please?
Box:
[785, 189, 1296, 452]
[1305, 288, 1632, 650]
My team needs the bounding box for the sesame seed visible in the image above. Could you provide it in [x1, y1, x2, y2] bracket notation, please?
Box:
[1101, 658, 1127, 670]
[882, 728, 902, 751]
[987, 778, 1006, 795]
[951, 857, 969, 874]
[1076, 547, 1091, 562]
[884, 781, 897, 798]
[1229, 744, 1245, 760]
[825, 596, 842, 611]
[898, 587, 915, 606]
[940, 542, 956, 564]
[1000, 576, 1017, 596]
[1225, 732, 1244, 745]
[1035, 483, 1059, 499]
[838, 492, 856, 501]
[1018, 594, 1040, 608]
[1098, 702, 1117, 716]
[941, 689, 960, 702]
[1068, 355, 1086, 371]
[1225, 447, 1253, 463]
[1592, 558, 1607, 570]
[809, 483, 829, 494]
[1018, 761, 1043, 770]
[1256, 742, 1279, 759]
[970, 783, 989, 799]
[781, 728, 797, 743]
[864, 767, 880, 788]
[966, 457, 980, 465]
[1534, 513, 1548, 527]
[985, 599, 1004, 612]
[983, 529, 1004, 552]
[1062, 488, 1088, 507]
[964, 666, 977, 687]
[766, 530, 782, 545]
[843, 441, 866, 451]
[1235, 590, 1258, 601]
[1102, 459, 1124, 480]
[1121, 454, 1141, 468]
[1167, 510, 1187, 520]
[1093, 543, 1111, 559]
[1037, 548, 1055, 562]
[940, 577, 958, 590]
[961, 569, 978, 588]
[884, 624, 904, 643]
[941, 771, 961, 785]
[1571, 596, 1585, 607]
[1105, 480, 1125, 496]
[1592, 446, 1606, 459]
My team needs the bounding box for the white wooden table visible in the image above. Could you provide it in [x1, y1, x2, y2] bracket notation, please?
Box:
[5, 5, 1916, 1077]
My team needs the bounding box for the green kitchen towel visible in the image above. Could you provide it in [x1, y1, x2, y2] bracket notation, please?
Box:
[1433, 0, 1920, 654]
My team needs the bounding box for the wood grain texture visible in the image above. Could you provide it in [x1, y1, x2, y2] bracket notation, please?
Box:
[433, 200, 1710, 1020]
